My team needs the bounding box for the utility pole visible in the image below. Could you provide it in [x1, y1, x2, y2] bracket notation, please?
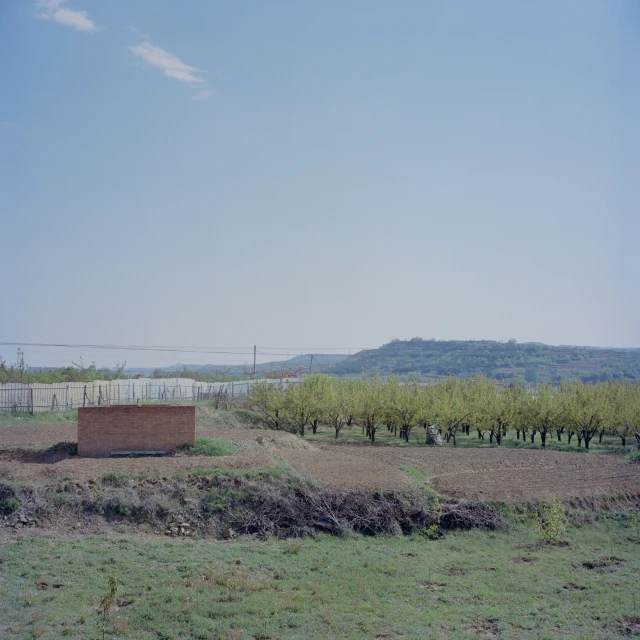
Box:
[309, 354, 314, 375]
[253, 345, 256, 379]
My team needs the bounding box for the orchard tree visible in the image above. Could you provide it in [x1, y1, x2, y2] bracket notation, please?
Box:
[434, 378, 469, 446]
[306, 375, 333, 434]
[250, 381, 286, 430]
[485, 385, 517, 445]
[382, 377, 402, 437]
[326, 380, 353, 440]
[563, 380, 612, 449]
[466, 377, 493, 443]
[611, 381, 640, 448]
[393, 383, 423, 442]
[355, 377, 386, 443]
[523, 383, 563, 448]
[285, 377, 320, 437]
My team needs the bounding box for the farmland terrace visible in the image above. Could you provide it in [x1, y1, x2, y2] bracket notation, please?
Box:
[1, 412, 638, 502]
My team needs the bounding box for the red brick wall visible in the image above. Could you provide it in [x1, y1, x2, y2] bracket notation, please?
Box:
[78, 405, 195, 457]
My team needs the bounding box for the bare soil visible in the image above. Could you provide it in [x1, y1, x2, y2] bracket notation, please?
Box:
[1, 422, 639, 501]
[0, 423, 77, 447]
[0, 449, 274, 482]
[278, 443, 640, 500]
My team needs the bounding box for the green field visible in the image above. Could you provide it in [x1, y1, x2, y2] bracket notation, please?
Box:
[1, 514, 639, 640]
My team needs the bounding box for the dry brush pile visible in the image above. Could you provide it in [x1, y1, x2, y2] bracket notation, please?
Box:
[250, 376, 640, 450]
[0, 472, 508, 538]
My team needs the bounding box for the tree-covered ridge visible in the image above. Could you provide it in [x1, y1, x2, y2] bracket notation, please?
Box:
[323, 339, 640, 383]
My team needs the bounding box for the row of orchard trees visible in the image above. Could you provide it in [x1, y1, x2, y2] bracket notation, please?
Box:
[250, 376, 640, 449]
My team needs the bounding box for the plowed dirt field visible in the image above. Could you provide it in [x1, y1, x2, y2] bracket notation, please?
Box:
[1, 422, 639, 501]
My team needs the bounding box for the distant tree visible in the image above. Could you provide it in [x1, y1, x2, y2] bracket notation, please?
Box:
[525, 367, 539, 383]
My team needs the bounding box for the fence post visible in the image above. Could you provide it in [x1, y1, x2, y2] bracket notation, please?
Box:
[231, 382, 235, 401]
[30, 387, 34, 415]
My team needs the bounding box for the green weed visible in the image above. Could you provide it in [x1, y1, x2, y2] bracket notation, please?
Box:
[536, 499, 569, 544]
[176, 438, 236, 457]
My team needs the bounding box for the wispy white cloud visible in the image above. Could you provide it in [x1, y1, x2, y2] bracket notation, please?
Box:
[129, 41, 206, 84]
[123, 25, 149, 40]
[35, 0, 97, 32]
[193, 90, 214, 101]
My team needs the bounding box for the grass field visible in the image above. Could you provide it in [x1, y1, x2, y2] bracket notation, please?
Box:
[1, 514, 639, 640]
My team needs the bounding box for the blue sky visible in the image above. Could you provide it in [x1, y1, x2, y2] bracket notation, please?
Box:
[1, 1, 638, 368]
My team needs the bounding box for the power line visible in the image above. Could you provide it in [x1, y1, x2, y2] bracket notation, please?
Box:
[1, 341, 631, 360]
[0, 342, 372, 356]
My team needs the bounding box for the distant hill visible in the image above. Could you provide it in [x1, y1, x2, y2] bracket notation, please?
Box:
[322, 339, 640, 383]
[160, 353, 349, 376]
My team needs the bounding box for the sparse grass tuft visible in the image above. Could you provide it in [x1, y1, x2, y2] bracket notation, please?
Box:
[102, 472, 131, 487]
[399, 464, 440, 500]
[625, 449, 640, 464]
[174, 438, 236, 457]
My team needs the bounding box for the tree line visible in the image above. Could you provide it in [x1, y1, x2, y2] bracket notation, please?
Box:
[250, 375, 640, 450]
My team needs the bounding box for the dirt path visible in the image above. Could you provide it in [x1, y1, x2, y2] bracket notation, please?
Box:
[1, 423, 639, 501]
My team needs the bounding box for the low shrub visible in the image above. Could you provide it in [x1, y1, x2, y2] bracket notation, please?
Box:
[0, 498, 20, 514]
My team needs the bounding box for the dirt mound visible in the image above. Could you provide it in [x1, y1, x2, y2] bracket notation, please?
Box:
[0, 442, 77, 464]
[0, 472, 508, 539]
[254, 433, 319, 452]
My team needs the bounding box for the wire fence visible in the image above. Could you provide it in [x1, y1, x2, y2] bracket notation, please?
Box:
[0, 378, 301, 414]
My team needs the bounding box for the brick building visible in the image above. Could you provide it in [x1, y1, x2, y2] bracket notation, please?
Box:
[77, 405, 195, 457]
